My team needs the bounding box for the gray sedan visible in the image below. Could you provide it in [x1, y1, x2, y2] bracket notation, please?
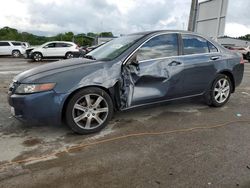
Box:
[8, 30, 244, 134]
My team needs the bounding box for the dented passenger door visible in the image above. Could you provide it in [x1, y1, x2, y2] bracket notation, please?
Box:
[122, 33, 185, 108]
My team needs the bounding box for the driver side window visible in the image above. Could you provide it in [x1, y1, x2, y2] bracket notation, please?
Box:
[137, 34, 178, 62]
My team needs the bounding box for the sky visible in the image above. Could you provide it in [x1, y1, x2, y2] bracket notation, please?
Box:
[0, 0, 249, 37]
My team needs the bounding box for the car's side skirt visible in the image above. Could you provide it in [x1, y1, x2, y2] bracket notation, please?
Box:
[120, 93, 204, 111]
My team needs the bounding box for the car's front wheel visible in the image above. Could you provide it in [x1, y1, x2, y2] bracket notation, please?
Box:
[205, 74, 232, 107]
[65, 87, 113, 134]
[33, 52, 43, 62]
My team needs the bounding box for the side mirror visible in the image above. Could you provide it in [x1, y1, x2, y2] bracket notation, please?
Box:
[43, 46, 48, 49]
[130, 54, 139, 66]
[128, 54, 140, 71]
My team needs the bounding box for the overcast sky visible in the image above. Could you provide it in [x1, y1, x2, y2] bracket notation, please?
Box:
[0, 0, 249, 37]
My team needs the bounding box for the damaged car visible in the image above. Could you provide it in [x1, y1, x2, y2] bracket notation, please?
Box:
[8, 30, 244, 134]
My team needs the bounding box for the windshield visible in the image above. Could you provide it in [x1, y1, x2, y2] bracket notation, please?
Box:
[87, 34, 143, 61]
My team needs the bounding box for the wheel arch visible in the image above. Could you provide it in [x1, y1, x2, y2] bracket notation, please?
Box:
[218, 70, 235, 93]
[65, 51, 73, 55]
[33, 51, 43, 55]
[12, 49, 21, 52]
[61, 82, 121, 123]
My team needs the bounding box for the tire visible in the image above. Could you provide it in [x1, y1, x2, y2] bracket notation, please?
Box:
[33, 52, 43, 62]
[12, 50, 21, 58]
[65, 87, 114, 134]
[205, 74, 232, 107]
[65, 52, 74, 59]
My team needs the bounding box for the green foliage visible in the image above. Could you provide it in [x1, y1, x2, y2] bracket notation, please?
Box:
[87, 32, 97, 38]
[0, 26, 114, 46]
[239, 34, 250, 41]
[99, 32, 113, 37]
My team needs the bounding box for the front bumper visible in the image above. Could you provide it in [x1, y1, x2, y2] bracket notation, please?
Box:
[8, 90, 68, 124]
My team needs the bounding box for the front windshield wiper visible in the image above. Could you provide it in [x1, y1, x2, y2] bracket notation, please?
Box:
[84, 54, 96, 60]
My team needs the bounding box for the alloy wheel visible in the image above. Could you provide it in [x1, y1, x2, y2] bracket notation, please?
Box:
[34, 53, 42, 61]
[66, 53, 74, 59]
[213, 78, 230, 104]
[13, 51, 20, 57]
[72, 94, 109, 130]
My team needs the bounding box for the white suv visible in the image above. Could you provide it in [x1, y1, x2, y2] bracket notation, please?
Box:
[30, 41, 79, 61]
[0, 41, 26, 57]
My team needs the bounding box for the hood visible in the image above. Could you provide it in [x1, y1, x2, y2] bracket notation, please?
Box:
[14, 58, 98, 82]
[26, 47, 34, 51]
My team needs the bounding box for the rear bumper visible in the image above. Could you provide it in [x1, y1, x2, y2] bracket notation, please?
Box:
[233, 63, 244, 88]
[8, 90, 69, 124]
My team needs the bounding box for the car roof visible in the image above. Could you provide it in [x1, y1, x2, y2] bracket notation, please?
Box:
[46, 41, 75, 44]
[127, 30, 218, 45]
[128, 30, 206, 37]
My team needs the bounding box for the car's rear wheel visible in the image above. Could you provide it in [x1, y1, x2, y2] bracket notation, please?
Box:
[12, 50, 21, 58]
[33, 52, 43, 62]
[205, 74, 232, 107]
[65, 87, 113, 134]
[65, 52, 74, 59]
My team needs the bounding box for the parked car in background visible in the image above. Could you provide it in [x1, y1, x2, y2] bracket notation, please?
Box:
[0, 41, 26, 57]
[27, 41, 79, 61]
[71, 47, 87, 58]
[224, 46, 250, 61]
[8, 30, 244, 134]
[72, 43, 107, 58]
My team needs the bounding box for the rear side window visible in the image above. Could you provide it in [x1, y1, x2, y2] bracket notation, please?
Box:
[137, 34, 178, 61]
[11, 42, 22, 46]
[0, 42, 10, 46]
[182, 35, 209, 55]
[63, 43, 73, 47]
[208, 42, 218, 53]
[55, 43, 72, 47]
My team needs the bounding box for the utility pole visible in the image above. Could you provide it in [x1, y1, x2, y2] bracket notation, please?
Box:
[188, 0, 198, 31]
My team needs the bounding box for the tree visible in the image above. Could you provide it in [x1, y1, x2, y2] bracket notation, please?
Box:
[99, 32, 113, 37]
[87, 32, 97, 38]
[238, 34, 250, 41]
[0, 26, 112, 46]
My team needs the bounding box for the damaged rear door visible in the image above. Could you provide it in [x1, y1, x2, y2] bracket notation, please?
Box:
[122, 33, 185, 108]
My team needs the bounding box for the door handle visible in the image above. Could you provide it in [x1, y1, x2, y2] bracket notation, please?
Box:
[210, 56, 220, 61]
[168, 61, 182, 66]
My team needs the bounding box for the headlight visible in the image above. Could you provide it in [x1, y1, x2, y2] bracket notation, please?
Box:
[15, 83, 56, 94]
